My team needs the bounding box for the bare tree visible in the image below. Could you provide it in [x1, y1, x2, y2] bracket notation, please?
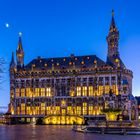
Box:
[0, 57, 5, 88]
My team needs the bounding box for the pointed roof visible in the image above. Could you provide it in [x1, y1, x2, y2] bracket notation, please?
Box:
[109, 10, 118, 33]
[17, 32, 23, 51]
[25, 54, 110, 71]
[10, 52, 16, 68]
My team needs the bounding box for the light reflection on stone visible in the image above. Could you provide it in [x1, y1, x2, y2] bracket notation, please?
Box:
[0, 125, 139, 140]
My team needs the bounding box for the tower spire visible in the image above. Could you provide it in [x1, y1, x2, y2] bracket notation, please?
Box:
[112, 9, 114, 17]
[109, 9, 117, 33]
[17, 32, 23, 51]
[106, 10, 125, 68]
[16, 32, 24, 69]
[10, 52, 16, 69]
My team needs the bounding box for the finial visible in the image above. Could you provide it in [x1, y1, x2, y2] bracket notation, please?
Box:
[19, 32, 22, 37]
[112, 9, 114, 17]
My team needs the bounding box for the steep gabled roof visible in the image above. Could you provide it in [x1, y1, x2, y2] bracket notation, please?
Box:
[25, 55, 109, 71]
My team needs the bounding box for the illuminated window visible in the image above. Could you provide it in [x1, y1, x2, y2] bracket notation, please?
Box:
[69, 62, 72, 65]
[46, 87, 51, 97]
[70, 90, 75, 97]
[112, 85, 118, 95]
[26, 106, 31, 115]
[16, 88, 20, 97]
[35, 88, 40, 97]
[115, 58, 119, 63]
[62, 109, 66, 115]
[41, 88, 45, 97]
[98, 86, 103, 96]
[88, 86, 93, 96]
[41, 103, 45, 115]
[26, 88, 32, 97]
[21, 103, 25, 115]
[67, 106, 72, 115]
[17, 106, 20, 115]
[88, 106, 93, 115]
[105, 85, 110, 94]
[94, 60, 97, 64]
[82, 86, 87, 96]
[76, 87, 81, 96]
[35, 106, 40, 115]
[83, 103, 87, 115]
[21, 88, 25, 97]
[61, 100, 66, 107]
[93, 106, 100, 115]
[55, 106, 60, 115]
[46, 106, 51, 115]
[81, 61, 84, 65]
[77, 106, 81, 115]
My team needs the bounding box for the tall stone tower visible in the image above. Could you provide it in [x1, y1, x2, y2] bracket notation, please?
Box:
[106, 10, 125, 68]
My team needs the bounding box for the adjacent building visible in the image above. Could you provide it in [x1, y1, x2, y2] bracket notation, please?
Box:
[9, 11, 138, 124]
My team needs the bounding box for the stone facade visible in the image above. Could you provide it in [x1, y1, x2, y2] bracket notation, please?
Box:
[9, 11, 138, 124]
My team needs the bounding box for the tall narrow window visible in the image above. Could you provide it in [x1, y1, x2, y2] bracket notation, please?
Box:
[41, 103, 45, 114]
[76, 87, 81, 96]
[41, 88, 45, 97]
[82, 86, 87, 96]
[46, 87, 51, 97]
[21, 103, 25, 115]
[26, 88, 32, 97]
[88, 86, 93, 96]
[16, 88, 20, 97]
[35, 88, 40, 97]
[83, 102, 87, 115]
[21, 88, 25, 97]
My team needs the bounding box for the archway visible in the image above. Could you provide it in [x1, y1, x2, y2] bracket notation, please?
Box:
[43, 115, 84, 125]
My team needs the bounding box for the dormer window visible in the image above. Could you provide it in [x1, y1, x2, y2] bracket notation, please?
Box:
[81, 61, 84, 65]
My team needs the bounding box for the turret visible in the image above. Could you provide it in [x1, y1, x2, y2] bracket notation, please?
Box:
[10, 52, 16, 72]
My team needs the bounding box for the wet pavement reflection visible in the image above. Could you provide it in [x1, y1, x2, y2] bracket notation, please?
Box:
[0, 125, 140, 140]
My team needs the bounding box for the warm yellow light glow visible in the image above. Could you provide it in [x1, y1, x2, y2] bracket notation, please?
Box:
[70, 90, 75, 97]
[16, 88, 20, 97]
[76, 86, 81, 96]
[35, 88, 40, 97]
[41, 88, 45, 97]
[43, 116, 84, 125]
[26, 88, 32, 97]
[61, 100, 66, 107]
[21, 88, 25, 97]
[21, 103, 25, 115]
[88, 106, 93, 115]
[81, 61, 84, 65]
[89, 86, 93, 96]
[115, 58, 119, 63]
[105, 85, 110, 94]
[82, 86, 87, 96]
[83, 102, 87, 115]
[46, 87, 51, 97]
[98, 86, 103, 96]
[41, 103, 45, 115]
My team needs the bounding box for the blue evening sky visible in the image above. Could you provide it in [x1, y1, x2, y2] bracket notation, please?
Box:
[0, 0, 140, 106]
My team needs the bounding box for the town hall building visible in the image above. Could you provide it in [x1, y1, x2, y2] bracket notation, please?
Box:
[9, 11, 138, 124]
